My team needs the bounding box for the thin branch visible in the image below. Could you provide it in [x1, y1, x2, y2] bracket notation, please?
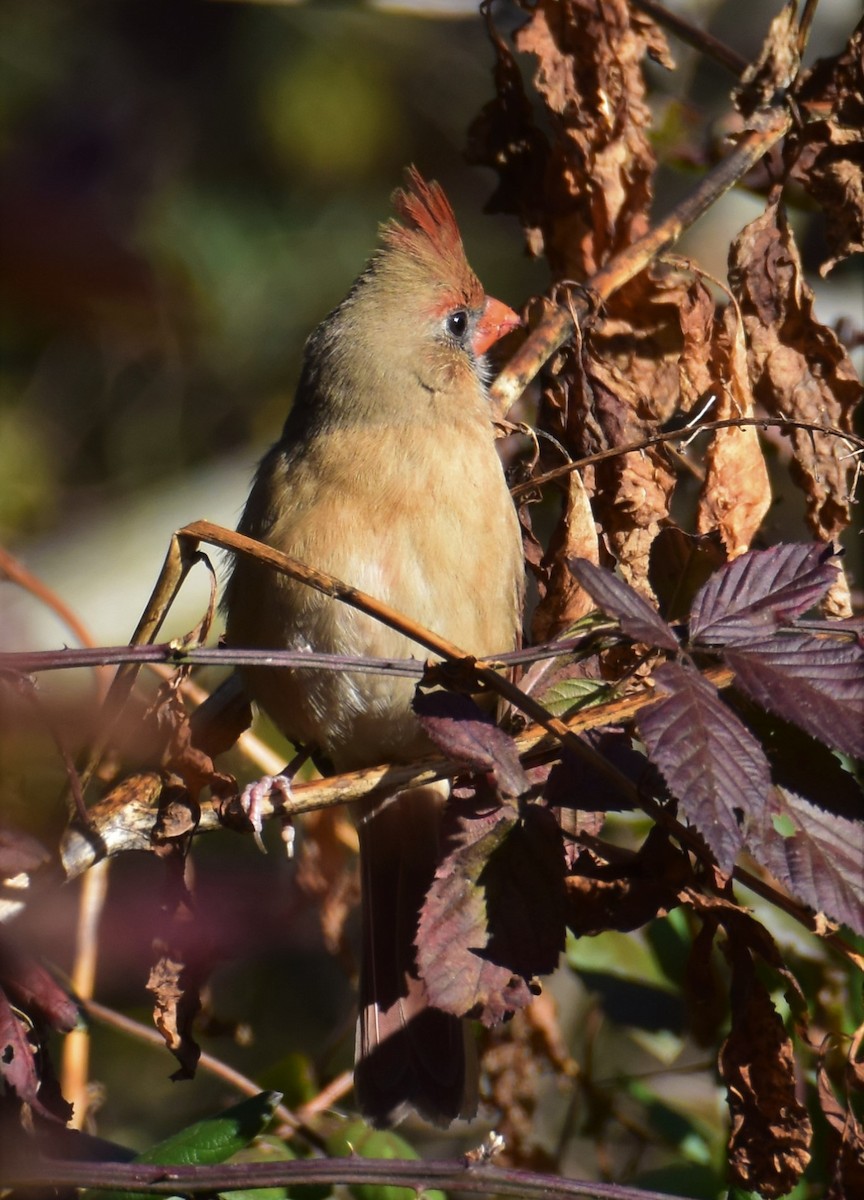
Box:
[62, 860, 110, 1130]
[0, 546, 99, 658]
[489, 106, 792, 416]
[0, 1154, 700, 1200]
[510, 416, 864, 498]
[59, 670, 731, 881]
[0, 627, 617, 677]
[631, 0, 749, 77]
[84, 1000, 306, 1135]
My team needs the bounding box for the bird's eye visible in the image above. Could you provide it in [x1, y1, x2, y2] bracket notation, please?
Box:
[445, 310, 469, 340]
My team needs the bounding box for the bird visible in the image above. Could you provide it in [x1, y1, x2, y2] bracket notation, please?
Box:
[223, 168, 524, 1127]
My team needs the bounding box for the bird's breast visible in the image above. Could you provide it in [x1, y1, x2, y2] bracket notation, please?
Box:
[226, 417, 522, 770]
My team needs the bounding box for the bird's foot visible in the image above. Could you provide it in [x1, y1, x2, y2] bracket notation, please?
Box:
[236, 773, 294, 854]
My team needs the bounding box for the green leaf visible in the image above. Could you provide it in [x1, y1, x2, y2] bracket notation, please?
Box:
[139, 1090, 282, 1166]
[539, 677, 611, 718]
[84, 1092, 282, 1200]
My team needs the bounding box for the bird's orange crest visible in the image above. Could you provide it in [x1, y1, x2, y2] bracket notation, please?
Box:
[382, 167, 483, 307]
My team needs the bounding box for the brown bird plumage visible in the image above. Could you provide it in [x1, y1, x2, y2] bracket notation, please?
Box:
[224, 169, 523, 1127]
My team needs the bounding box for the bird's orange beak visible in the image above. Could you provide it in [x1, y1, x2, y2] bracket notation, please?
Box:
[473, 296, 522, 355]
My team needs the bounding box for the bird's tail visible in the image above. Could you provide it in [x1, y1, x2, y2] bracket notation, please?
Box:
[354, 784, 477, 1128]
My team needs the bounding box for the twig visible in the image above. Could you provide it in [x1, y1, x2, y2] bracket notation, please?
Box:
[510, 416, 864, 498]
[490, 106, 792, 415]
[62, 860, 110, 1129]
[631, 0, 749, 77]
[59, 670, 730, 881]
[84, 999, 305, 1135]
[0, 1154, 700, 1200]
[0, 627, 617, 677]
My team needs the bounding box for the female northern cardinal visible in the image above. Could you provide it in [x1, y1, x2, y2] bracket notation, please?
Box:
[224, 169, 524, 1127]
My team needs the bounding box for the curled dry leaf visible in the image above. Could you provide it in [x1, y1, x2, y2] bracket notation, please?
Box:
[793, 20, 864, 275]
[728, 196, 862, 613]
[720, 938, 812, 1197]
[733, 0, 801, 118]
[531, 469, 599, 642]
[584, 272, 707, 596]
[818, 1050, 864, 1199]
[565, 827, 689, 938]
[503, 0, 666, 274]
[697, 301, 771, 558]
[147, 950, 201, 1081]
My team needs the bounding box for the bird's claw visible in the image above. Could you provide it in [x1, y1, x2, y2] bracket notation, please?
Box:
[237, 774, 294, 853]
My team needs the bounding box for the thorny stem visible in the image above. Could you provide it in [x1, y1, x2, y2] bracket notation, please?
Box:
[0, 1155, 701, 1200]
[0, 628, 617, 677]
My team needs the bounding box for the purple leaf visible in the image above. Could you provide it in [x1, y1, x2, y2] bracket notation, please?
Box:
[636, 663, 774, 872]
[416, 796, 566, 1026]
[568, 558, 679, 651]
[749, 789, 864, 935]
[0, 944, 80, 1033]
[0, 986, 70, 1121]
[724, 632, 864, 758]
[689, 542, 839, 646]
[413, 690, 529, 799]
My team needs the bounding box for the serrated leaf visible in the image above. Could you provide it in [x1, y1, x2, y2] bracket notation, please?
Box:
[724, 632, 864, 758]
[412, 690, 529, 798]
[636, 664, 774, 871]
[749, 789, 864, 935]
[568, 558, 680, 651]
[540, 676, 611, 718]
[689, 542, 838, 646]
[139, 1091, 281, 1166]
[416, 799, 565, 1025]
[84, 1093, 283, 1200]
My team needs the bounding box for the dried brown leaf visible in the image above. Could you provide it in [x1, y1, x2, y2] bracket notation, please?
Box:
[565, 828, 688, 937]
[734, 1, 801, 118]
[677, 276, 717, 408]
[531, 469, 599, 641]
[818, 1052, 864, 1199]
[480, 995, 575, 1168]
[698, 303, 771, 557]
[729, 196, 862, 610]
[475, 0, 666, 276]
[719, 936, 812, 1197]
[147, 951, 201, 1081]
[794, 20, 864, 274]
